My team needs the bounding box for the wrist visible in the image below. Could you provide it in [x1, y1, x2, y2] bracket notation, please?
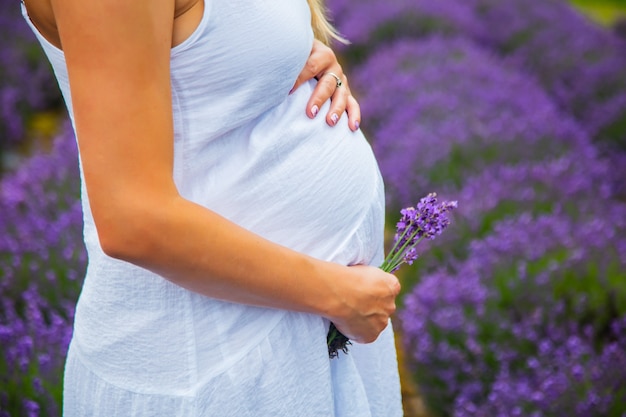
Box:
[310, 260, 352, 322]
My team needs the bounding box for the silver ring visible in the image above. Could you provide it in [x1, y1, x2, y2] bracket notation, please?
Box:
[324, 72, 343, 88]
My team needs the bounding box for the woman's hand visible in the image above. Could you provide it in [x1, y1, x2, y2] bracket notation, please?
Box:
[291, 39, 361, 131]
[326, 264, 401, 344]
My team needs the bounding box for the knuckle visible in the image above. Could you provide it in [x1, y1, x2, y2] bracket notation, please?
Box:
[335, 92, 348, 104]
[390, 303, 397, 315]
[325, 79, 337, 94]
[320, 42, 333, 56]
[335, 63, 343, 75]
[335, 96, 347, 108]
[306, 60, 320, 76]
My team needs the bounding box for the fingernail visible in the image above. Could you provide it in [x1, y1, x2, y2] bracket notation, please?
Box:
[355, 120, 360, 130]
[311, 105, 319, 117]
[331, 113, 339, 125]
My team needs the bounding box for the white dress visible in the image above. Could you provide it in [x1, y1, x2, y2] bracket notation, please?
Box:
[23, 1, 403, 415]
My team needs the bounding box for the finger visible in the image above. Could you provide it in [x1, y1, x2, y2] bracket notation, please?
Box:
[306, 72, 339, 119]
[291, 54, 321, 95]
[325, 77, 348, 126]
[385, 275, 401, 299]
[290, 60, 315, 95]
[289, 77, 304, 96]
[356, 318, 388, 344]
[345, 94, 361, 131]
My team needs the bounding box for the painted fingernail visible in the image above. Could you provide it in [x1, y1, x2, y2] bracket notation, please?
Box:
[331, 113, 339, 125]
[355, 120, 360, 130]
[311, 105, 319, 117]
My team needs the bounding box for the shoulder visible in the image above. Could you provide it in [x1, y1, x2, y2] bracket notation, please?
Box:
[23, 0, 201, 50]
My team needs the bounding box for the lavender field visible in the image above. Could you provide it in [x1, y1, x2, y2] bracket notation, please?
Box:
[2, 0, 626, 416]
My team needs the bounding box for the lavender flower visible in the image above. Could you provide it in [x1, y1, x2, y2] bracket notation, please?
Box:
[328, 193, 457, 357]
[350, 37, 592, 209]
[401, 207, 626, 416]
[381, 193, 457, 273]
[326, 0, 487, 63]
[468, 0, 626, 148]
[410, 148, 619, 275]
[0, 121, 85, 416]
[329, 0, 626, 150]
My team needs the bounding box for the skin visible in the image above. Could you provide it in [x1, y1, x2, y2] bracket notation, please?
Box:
[23, 0, 400, 344]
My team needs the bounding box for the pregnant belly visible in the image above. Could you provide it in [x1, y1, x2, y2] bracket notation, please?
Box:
[71, 82, 385, 391]
[183, 80, 385, 264]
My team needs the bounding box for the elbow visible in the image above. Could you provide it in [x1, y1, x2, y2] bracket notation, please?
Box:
[89, 185, 180, 264]
[98, 227, 136, 261]
[95, 206, 158, 263]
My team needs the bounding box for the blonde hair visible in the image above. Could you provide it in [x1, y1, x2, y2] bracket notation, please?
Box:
[306, 0, 349, 45]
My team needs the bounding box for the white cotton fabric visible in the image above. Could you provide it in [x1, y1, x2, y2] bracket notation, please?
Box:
[23, 0, 403, 415]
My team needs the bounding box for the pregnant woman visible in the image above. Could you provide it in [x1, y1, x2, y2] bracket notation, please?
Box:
[21, 0, 402, 415]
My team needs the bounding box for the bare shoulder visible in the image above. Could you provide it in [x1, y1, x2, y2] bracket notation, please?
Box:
[23, 0, 203, 50]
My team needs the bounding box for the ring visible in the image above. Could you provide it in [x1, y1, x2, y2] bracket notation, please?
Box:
[324, 72, 343, 88]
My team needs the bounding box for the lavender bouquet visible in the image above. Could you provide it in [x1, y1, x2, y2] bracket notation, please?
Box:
[327, 192, 457, 358]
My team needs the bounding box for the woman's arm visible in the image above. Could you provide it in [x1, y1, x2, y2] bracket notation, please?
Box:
[52, 0, 399, 344]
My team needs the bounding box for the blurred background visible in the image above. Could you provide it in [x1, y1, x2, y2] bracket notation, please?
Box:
[1, 0, 626, 416]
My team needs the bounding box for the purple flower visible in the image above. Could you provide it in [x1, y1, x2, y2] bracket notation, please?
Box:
[0, 121, 84, 416]
[401, 208, 626, 416]
[22, 399, 40, 417]
[469, 0, 626, 147]
[350, 37, 593, 209]
[329, 0, 626, 150]
[382, 193, 457, 272]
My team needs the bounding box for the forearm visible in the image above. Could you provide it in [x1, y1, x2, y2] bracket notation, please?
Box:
[101, 193, 343, 319]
